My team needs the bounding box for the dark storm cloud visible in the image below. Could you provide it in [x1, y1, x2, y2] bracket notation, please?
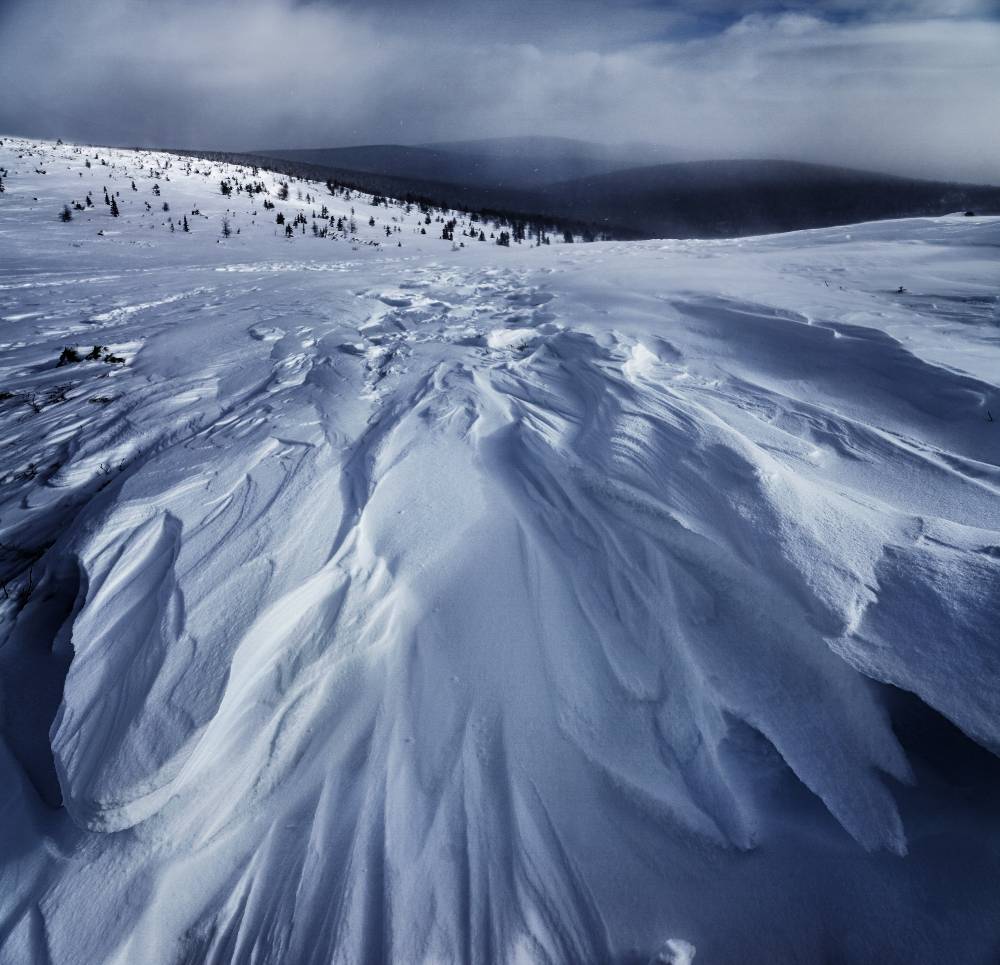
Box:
[0, 0, 997, 182]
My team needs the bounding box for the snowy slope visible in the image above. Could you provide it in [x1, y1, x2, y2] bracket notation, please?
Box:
[0, 136, 999, 964]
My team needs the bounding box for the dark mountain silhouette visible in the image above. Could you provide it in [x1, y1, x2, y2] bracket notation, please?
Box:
[419, 135, 680, 167]
[255, 136, 677, 191]
[532, 159, 1000, 237]
[204, 140, 1000, 240]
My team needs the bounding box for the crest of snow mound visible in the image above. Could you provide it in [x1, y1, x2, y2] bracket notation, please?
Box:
[50, 321, 927, 859]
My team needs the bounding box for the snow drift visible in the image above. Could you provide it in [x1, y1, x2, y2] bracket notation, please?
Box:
[1, 137, 999, 963]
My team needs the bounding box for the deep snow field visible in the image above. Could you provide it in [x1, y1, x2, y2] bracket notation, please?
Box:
[0, 135, 999, 964]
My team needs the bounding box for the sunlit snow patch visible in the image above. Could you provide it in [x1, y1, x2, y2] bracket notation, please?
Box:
[487, 327, 540, 350]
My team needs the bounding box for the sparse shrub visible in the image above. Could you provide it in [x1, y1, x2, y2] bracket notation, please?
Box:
[57, 346, 81, 366]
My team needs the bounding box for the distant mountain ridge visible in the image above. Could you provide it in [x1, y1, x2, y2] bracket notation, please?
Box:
[419, 135, 681, 166]
[255, 136, 678, 191]
[535, 158, 1000, 237]
[245, 138, 1000, 239]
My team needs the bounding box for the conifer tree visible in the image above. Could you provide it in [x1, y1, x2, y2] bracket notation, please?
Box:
[110, 196, 120, 217]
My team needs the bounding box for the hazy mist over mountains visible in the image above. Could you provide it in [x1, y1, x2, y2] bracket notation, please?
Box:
[246, 136, 1000, 239]
[1, 0, 998, 185]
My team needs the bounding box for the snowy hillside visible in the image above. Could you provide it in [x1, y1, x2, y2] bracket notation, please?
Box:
[1, 136, 999, 964]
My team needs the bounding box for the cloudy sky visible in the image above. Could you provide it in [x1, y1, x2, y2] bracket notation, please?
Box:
[0, 0, 997, 182]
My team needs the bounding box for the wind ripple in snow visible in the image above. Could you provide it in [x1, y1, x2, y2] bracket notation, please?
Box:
[40, 277, 1000, 961]
[1, 137, 999, 964]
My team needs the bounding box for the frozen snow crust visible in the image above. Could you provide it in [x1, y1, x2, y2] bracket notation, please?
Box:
[0, 136, 999, 963]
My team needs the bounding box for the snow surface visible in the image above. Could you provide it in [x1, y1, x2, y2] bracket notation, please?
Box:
[0, 135, 999, 963]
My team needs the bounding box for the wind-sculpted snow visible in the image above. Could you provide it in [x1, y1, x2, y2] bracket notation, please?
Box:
[1, 138, 1000, 963]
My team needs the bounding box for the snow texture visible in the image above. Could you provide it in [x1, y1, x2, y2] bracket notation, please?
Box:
[0, 136, 999, 963]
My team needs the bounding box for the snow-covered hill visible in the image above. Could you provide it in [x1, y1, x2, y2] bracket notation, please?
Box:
[0, 136, 999, 964]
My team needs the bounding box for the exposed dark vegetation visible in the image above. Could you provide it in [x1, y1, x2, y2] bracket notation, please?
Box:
[57, 345, 125, 367]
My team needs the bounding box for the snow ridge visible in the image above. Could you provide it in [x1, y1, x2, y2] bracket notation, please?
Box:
[0, 137, 999, 963]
